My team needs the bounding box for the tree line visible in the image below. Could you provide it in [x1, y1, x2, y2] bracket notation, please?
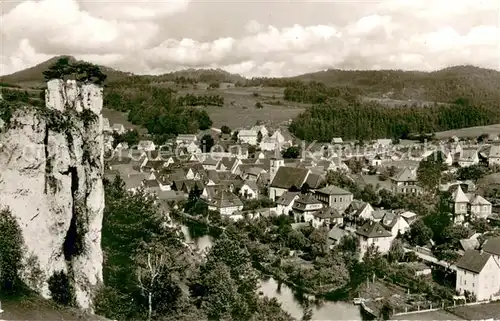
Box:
[176, 93, 224, 107]
[289, 96, 497, 141]
[104, 83, 212, 142]
[283, 81, 361, 104]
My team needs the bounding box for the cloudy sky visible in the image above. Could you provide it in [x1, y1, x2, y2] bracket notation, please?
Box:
[1, 0, 499, 77]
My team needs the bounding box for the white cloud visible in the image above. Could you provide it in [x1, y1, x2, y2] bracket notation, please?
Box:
[1, 0, 499, 78]
[85, 0, 191, 21]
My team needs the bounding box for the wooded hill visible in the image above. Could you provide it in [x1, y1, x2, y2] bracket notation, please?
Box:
[3, 56, 500, 141]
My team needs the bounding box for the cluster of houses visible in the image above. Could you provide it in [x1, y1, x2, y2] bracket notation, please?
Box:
[103, 120, 500, 302]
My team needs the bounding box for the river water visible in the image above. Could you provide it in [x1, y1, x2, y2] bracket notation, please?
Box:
[180, 225, 363, 320]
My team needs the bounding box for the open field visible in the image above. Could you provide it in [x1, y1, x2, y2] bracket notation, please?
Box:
[447, 301, 500, 320]
[435, 124, 500, 139]
[391, 310, 463, 320]
[101, 108, 148, 135]
[179, 86, 308, 128]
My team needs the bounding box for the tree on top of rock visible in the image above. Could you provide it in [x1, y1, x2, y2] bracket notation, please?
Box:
[42, 57, 73, 81]
[43, 57, 107, 85]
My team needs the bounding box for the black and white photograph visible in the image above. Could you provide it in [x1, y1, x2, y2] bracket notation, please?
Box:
[1, 0, 500, 320]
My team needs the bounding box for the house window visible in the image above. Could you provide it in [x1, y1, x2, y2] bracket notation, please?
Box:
[464, 280, 467, 285]
[472, 283, 474, 287]
[334, 198, 337, 202]
[340, 197, 343, 202]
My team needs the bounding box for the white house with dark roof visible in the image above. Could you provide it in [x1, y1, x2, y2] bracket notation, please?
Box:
[356, 221, 393, 259]
[271, 129, 286, 145]
[312, 207, 343, 228]
[238, 129, 258, 145]
[260, 136, 279, 151]
[488, 145, 500, 167]
[251, 124, 269, 137]
[347, 200, 374, 222]
[269, 166, 310, 201]
[391, 167, 422, 195]
[452, 185, 469, 220]
[176, 134, 197, 146]
[455, 250, 500, 301]
[207, 190, 243, 215]
[459, 149, 479, 167]
[451, 185, 492, 222]
[331, 137, 343, 144]
[328, 226, 348, 248]
[482, 238, 500, 266]
[314, 185, 353, 212]
[292, 194, 323, 222]
[470, 195, 492, 219]
[381, 213, 410, 237]
[112, 123, 126, 134]
[276, 191, 300, 216]
[240, 180, 259, 200]
[138, 140, 156, 152]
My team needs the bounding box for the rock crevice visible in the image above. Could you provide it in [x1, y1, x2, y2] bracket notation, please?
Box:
[0, 79, 104, 311]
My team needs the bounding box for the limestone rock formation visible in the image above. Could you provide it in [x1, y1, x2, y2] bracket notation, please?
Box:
[0, 79, 105, 311]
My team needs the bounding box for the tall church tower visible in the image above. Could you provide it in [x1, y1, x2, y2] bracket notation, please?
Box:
[269, 148, 284, 184]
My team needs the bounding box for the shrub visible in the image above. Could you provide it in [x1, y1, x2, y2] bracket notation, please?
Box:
[48, 271, 75, 306]
[0, 207, 24, 294]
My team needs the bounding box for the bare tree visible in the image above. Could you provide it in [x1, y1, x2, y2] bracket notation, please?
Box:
[137, 249, 165, 321]
[136, 244, 187, 320]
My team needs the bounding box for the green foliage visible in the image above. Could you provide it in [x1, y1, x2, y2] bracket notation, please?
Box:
[97, 176, 188, 320]
[112, 129, 140, 148]
[48, 271, 75, 306]
[177, 93, 224, 107]
[470, 218, 491, 233]
[407, 220, 433, 246]
[0, 207, 24, 293]
[284, 81, 360, 104]
[290, 96, 498, 141]
[257, 131, 263, 143]
[456, 164, 488, 182]
[191, 234, 259, 321]
[282, 146, 300, 159]
[42, 57, 107, 85]
[21, 253, 44, 293]
[0, 99, 14, 126]
[199, 134, 215, 153]
[220, 125, 231, 134]
[79, 109, 98, 128]
[387, 239, 405, 263]
[417, 152, 446, 191]
[104, 83, 213, 138]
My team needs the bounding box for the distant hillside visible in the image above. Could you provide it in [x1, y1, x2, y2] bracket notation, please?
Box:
[3, 56, 500, 106]
[1, 56, 247, 88]
[153, 68, 247, 84]
[290, 65, 500, 104]
[0, 55, 133, 88]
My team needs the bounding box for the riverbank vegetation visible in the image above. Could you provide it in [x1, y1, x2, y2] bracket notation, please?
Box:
[97, 176, 294, 321]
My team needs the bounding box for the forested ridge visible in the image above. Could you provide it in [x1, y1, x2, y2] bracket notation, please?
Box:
[4, 56, 500, 143]
[103, 83, 213, 141]
[289, 97, 496, 141]
[283, 66, 500, 141]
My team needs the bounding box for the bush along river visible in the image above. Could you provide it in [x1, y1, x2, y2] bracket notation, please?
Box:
[179, 222, 365, 321]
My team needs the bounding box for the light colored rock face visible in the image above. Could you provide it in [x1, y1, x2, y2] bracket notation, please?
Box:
[0, 79, 104, 311]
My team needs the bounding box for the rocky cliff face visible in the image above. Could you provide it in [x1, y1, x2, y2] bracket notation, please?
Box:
[0, 79, 104, 311]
